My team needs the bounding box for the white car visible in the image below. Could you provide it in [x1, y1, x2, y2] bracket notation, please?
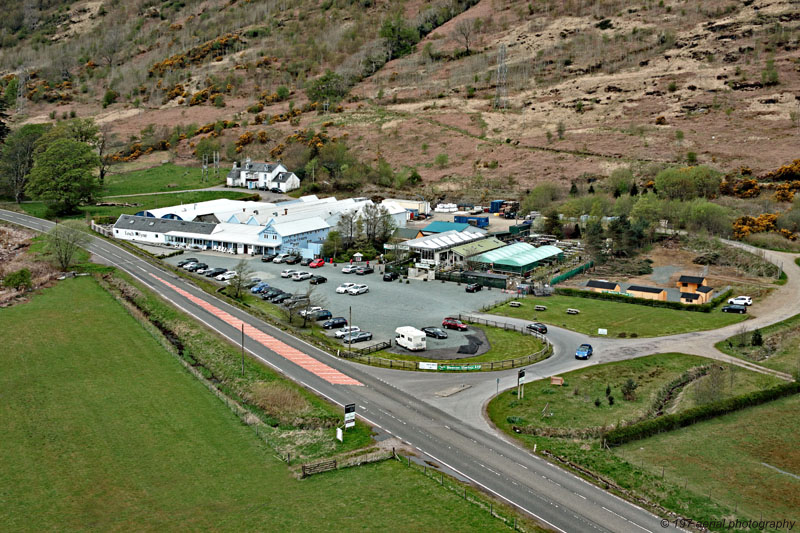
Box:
[292, 271, 312, 281]
[195, 266, 210, 274]
[341, 264, 359, 274]
[299, 306, 323, 318]
[336, 282, 356, 294]
[216, 271, 237, 281]
[182, 262, 198, 270]
[347, 284, 369, 295]
[334, 326, 361, 339]
[728, 295, 753, 306]
[273, 254, 289, 263]
[281, 268, 299, 278]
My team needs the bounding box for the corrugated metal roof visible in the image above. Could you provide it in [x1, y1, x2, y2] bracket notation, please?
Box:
[476, 243, 563, 266]
[422, 221, 472, 233]
[114, 214, 217, 234]
[450, 237, 505, 257]
[405, 230, 486, 250]
[268, 216, 330, 235]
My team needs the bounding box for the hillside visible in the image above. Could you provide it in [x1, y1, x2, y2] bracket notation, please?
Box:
[1, 0, 799, 201]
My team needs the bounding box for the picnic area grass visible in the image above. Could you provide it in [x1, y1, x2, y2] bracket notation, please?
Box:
[487, 353, 780, 432]
[716, 313, 800, 376]
[490, 295, 746, 337]
[102, 163, 224, 196]
[372, 324, 547, 366]
[14, 190, 251, 220]
[0, 277, 519, 532]
[616, 394, 800, 525]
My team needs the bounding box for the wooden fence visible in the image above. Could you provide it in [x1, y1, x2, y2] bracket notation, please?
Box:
[301, 460, 337, 478]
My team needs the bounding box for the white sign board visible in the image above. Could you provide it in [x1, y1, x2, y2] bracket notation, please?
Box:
[345, 419, 355, 429]
[336, 427, 343, 442]
[344, 403, 356, 428]
[419, 362, 438, 370]
[598, 328, 608, 335]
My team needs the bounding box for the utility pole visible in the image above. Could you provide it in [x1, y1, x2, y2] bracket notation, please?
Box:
[241, 323, 245, 376]
[214, 151, 220, 181]
[348, 306, 352, 357]
[202, 154, 208, 182]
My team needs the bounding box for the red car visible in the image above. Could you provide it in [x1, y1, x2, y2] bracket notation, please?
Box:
[309, 258, 325, 268]
[442, 317, 468, 331]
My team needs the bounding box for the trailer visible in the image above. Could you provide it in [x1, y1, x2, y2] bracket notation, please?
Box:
[395, 327, 427, 351]
[453, 215, 490, 228]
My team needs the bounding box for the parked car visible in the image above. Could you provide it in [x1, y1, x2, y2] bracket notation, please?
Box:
[187, 262, 208, 272]
[309, 258, 325, 268]
[300, 257, 313, 266]
[284, 295, 309, 307]
[309, 275, 327, 285]
[323, 317, 348, 329]
[347, 284, 369, 295]
[280, 268, 299, 278]
[181, 261, 198, 270]
[250, 282, 270, 294]
[244, 278, 262, 288]
[421, 327, 448, 339]
[299, 306, 323, 318]
[177, 258, 198, 267]
[728, 296, 753, 306]
[204, 267, 227, 278]
[575, 344, 593, 360]
[442, 317, 468, 331]
[334, 326, 361, 339]
[261, 253, 278, 262]
[336, 282, 356, 294]
[526, 322, 548, 334]
[356, 265, 374, 275]
[272, 293, 292, 304]
[292, 271, 312, 281]
[313, 310, 333, 321]
[272, 254, 289, 263]
[342, 331, 373, 344]
[270, 187, 283, 194]
[284, 255, 301, 265]
[195, 265, 212, 274]
[383, 271, 399, 281]
[341, 264, 359, 274]
[722, 304, 747, 314]
[264, 289, 286, 301]
[216, 270, 236, 281]
[465, 283, 482, 293]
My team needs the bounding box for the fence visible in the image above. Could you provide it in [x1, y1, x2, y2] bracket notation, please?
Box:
[301, 460, 337, 478]
[354, 340, 392, 355]
[435, 270, 507, 289]
[90, 220, 113, 237]
[549, 261, 593, 285]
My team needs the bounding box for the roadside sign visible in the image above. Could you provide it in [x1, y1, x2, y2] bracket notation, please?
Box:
[344, 403, 356, 428]
[419, 362, 438, 370]
[336, 427, 343, 442]
[438, 364, 481, 371]
[518, 369, 526, 385]
[598, 328, 608, 335]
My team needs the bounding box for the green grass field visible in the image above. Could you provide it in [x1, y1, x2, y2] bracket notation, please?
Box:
[491, 295, 746, 337]
[716, 313, 800, 376]
[0, 277, 515, 531]
[376, 324, 546, 365]
[14, 190, 251, 220]
[102, 163, 224, 196]
[487, 353, 780, 432]
[616, 394, 800, 524]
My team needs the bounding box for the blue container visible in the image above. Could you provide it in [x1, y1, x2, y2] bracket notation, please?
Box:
[490, 200, 505, 213]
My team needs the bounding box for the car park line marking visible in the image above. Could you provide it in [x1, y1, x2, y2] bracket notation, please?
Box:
[150, 274, 362, 386]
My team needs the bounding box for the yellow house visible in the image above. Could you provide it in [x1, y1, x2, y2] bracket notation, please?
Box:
[676, 275, 706, 294]
[585, 279, 621, 293]
[696, 285, 714, 303]
[680, 292, 702, 305]
[626, 285, 667, 301]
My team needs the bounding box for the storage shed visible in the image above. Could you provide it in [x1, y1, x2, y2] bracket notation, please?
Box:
[474, 243, 563, 274]
[626, 285, 667, 301]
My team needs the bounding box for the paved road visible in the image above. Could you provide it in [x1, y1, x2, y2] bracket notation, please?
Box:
[2, 208, 682, 532]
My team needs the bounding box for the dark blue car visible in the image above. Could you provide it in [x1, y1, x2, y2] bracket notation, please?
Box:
[575, 344, 593, 360]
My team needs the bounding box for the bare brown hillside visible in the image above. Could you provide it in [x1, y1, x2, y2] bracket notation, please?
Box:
[1, 0, 799, 198]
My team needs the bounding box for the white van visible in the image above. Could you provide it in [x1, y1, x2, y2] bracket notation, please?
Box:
[395, 327, 427, 351]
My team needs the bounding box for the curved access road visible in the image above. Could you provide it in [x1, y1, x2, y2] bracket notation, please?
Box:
[1, 208, 684, 532]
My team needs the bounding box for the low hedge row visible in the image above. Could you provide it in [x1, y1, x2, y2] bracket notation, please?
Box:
[603, 380, 800, 446]
[554, 287, 733, 313]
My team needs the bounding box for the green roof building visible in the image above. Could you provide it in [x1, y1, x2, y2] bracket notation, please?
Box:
[451, 237, 506, 263]
[475, 243, 563, 274]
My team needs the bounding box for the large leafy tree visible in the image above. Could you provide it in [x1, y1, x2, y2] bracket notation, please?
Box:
[0, 123, 48, 203]
[26, 138, 100, 215]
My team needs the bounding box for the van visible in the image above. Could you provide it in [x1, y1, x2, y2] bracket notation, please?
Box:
[395, 326, 427, 351]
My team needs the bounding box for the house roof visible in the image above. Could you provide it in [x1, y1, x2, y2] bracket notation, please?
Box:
[678, 275, 705, 284]
[476, 243, 563, 267]
[681, 292, 701, 300]
[392, 227, 420, 241]
[451, 237, 506, 258]
[586, 280, 620, 290]
[114, 214, 217, 235]
[696, 285, 714, 293]
[272, 171, 296, 183]
[421, 221, 472, 234]
[627, 285, 665, 294]
[405, 229, 486, 251]
[268, 216, 330, 236]
[241, 161, 282, 173]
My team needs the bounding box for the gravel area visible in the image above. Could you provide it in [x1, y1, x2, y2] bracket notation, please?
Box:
[160, 249, 510, 345]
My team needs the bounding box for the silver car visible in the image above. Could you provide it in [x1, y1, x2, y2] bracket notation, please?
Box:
[347, 284, 369, 295]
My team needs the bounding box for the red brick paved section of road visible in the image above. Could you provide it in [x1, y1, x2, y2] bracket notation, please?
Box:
[150, 274, 362, 386]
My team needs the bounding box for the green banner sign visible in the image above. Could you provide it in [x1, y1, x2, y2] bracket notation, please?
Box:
[438, 364, 481, 371]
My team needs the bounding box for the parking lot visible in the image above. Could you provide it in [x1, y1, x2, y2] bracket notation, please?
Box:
[163, 251, 509, 347]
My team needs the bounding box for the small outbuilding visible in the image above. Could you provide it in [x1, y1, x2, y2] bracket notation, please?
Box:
[680, 292, 702, 304]
[677, 275, 706, 293]
[626, 285, 667, 301]
[696, 285, 714, 303]
[585, 279, 621, 293]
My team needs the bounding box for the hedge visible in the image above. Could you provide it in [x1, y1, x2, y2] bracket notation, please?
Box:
[554, 287, 733, 313]
[603, 380, 800, 447]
